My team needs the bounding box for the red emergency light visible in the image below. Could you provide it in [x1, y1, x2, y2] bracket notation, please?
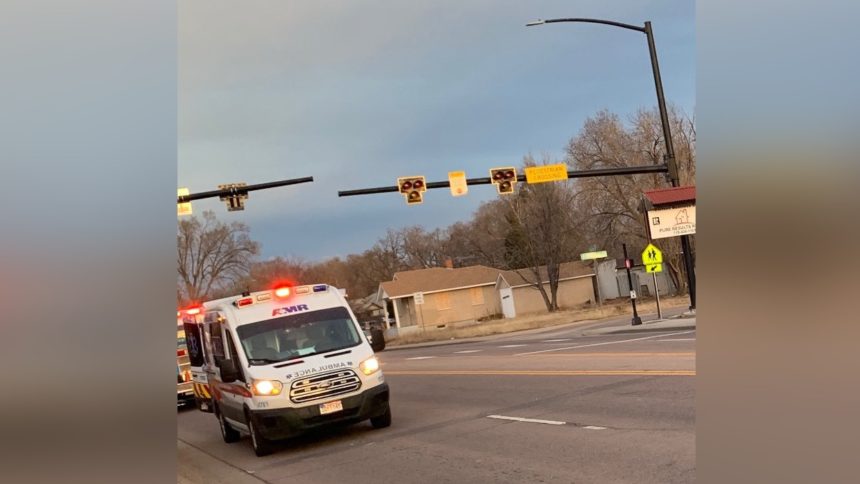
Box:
[184, 306, 203, 316]
[274, 286, 292, 298]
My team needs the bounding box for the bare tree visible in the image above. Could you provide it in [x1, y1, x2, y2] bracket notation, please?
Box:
[501, 155, 583, 312]
[177, 211, 260, 303]
[566, 106, 696, 294]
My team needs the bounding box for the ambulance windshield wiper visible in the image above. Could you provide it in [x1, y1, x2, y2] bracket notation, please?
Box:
[248, 358, 281, 366]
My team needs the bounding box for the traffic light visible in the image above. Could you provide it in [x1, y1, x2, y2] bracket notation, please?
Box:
[489, 167, 517, 195]
[397, 176, 426, 205]
[218, 183, 248, 211]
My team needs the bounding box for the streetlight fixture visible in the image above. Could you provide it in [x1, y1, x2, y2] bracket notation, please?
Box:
[527, 17, 696, 311]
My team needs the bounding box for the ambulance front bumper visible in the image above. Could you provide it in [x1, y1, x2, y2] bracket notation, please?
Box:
[249, 383, 390, 440]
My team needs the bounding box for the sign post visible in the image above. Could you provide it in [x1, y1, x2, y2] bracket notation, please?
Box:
[623, 243, 642, 326]
[641, 243, 664, 320]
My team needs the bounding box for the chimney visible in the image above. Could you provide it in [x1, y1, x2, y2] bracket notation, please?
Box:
[444, 258, 454, 269]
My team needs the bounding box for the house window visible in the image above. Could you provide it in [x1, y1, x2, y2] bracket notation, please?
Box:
[470, 287, 484, 305]
[435, 292, 451, 310]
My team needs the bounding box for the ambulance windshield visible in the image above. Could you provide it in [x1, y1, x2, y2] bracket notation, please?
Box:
[237, 307, 362, 365]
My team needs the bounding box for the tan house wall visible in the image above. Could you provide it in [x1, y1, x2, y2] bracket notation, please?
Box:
[414, 285, 500, 327]
[511, 277, 595, 315]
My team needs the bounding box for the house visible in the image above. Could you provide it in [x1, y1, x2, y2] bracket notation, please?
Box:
[377, 261, 598, 337]
[496, 261, 597, 318]
[377, 265, 502, 336]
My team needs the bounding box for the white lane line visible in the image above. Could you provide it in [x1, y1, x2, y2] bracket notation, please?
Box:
[453, 350, 482, 354]
[499, 344, 526, 348]
[543, 339, 572, 343]
[514, 330, 696, 356]
[658, 338, 695, 342]
[583, 426, 607, 430]
[406, 356, 436, 360]
[487, 415, 566, 426]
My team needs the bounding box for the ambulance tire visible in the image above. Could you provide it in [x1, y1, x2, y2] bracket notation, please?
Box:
[248, 416, 274, 457]
[370, 403, 392, 429]
[217, 408, 240, 443]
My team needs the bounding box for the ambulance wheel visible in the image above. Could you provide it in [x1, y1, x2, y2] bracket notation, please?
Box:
[370, 404, 392, 429]
[249, 417, 273, 457]
[218, 409, 240, 443]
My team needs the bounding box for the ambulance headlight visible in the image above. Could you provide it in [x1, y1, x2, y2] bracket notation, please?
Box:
[251, 379, 283, 396]
[359, 357, 380, 376]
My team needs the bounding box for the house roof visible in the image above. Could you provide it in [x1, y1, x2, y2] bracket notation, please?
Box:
[498, 261, 595, 288]
[380, 265, 502, 299]
[643, 186, 696, 206]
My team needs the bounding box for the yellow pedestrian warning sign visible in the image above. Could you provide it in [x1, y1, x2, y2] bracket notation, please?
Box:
[642, 243, 663, 264]
[642, 243, 663, 273]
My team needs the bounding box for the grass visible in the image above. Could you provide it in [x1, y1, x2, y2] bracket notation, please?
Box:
[386, 295, 691, 346]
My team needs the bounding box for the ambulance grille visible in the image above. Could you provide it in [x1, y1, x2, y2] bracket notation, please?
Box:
[289, 370, 361, 404]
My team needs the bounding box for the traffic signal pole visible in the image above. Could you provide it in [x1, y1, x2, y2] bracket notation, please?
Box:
[177, 176, 314, 204]
[337, 165, 667, 197]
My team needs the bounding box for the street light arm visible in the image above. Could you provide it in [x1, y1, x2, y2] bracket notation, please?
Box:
[527, 18, 646, 34]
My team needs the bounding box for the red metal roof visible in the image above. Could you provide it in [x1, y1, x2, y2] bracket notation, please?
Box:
[643, 186, 696, 206]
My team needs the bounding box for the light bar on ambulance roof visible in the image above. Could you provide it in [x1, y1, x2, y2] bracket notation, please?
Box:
[184, 306, 203, 316]
[313, 284, 328, 292]
[274, 286, 291, 298]
[235, 297, 254, 308]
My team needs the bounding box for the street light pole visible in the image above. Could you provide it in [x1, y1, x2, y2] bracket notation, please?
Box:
[527, 17, 696, 310]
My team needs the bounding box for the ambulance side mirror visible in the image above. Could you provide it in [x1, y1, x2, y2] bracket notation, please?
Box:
[217, 357, 239, 383]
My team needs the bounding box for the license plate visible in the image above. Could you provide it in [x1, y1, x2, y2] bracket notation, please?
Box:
[319, 400, 343, 415]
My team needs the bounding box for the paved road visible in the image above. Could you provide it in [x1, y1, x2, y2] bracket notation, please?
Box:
[178, 313, 695, 484]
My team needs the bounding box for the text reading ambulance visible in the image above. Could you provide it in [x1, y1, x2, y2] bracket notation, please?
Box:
[200, 283, 390, 456]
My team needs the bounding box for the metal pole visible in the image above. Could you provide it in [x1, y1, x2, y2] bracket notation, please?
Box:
[178, 176, 314, 203]
[623, 244, 642, 326]
[644, 21, 696, 311]
[652, 272, 662, 320]
[528, 18, 696, 311]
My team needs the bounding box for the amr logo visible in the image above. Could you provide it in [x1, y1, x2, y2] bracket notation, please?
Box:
[272, 304, 310, 316]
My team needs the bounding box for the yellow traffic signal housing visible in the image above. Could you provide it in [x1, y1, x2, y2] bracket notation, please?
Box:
[489, 167, 517, 195]
[397, 176, 427, 205]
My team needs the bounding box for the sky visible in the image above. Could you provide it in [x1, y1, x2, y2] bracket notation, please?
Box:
[179, 0, 695, 262]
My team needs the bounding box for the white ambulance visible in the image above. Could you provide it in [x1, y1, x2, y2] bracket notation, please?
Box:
[199, 283, 391, 456]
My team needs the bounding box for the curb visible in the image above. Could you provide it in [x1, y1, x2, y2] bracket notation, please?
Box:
[384, 318, 606, 352]
[582, 323, 696, 336]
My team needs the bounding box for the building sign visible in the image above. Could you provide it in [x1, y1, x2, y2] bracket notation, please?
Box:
[647, 205, 696, 240]
[414, 292, 424, 305]
[580, 250, 608, 261]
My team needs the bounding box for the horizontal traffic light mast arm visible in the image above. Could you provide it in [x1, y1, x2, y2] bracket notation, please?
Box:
[177, 176, 314, 203]
[337, 164, 667, 197]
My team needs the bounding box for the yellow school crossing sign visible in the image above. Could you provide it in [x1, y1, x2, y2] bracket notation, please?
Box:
[642, 243, 663, 273]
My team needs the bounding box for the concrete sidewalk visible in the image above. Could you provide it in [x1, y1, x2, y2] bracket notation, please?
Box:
[178, 440, 264, 484]
[581, 312, 696, 336]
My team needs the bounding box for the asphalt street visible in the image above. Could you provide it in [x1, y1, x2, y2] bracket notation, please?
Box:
[178, 311, 695, 484]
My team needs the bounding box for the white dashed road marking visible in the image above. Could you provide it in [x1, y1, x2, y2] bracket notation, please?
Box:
[514, 330, 695, 356]
[406, 356, 436, 360]
[487, 415, 566, 426]
[583, 426, 607, 430]
[499, 344, 526, 348]
[453, 350, 482, 354]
